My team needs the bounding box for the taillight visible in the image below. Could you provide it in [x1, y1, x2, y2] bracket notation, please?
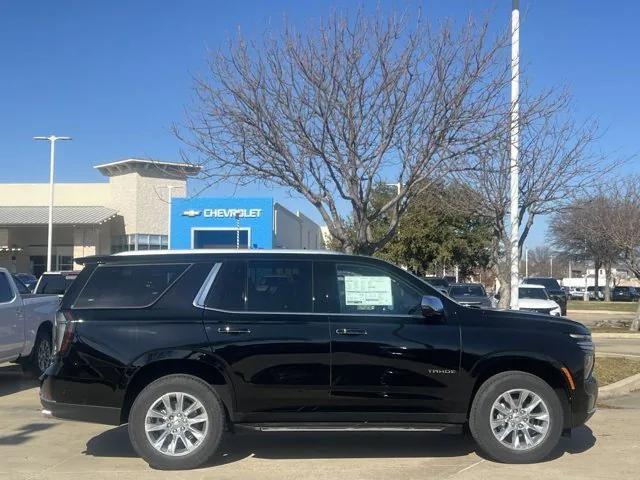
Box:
[53, 311, 76, 355]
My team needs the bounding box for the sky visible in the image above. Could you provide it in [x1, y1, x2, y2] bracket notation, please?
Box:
[1, 1, 638, 247]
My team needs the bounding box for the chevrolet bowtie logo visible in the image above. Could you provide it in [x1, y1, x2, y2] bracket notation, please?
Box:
[182, 209, 202, 217]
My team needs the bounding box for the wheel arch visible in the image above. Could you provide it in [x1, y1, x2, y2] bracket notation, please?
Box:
[29, 320, 52, 355]
[468, 353, 573, 429]
[121, 357, 234, 425]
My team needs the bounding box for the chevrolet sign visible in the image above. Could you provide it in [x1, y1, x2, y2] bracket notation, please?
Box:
[182, 209, 202, 217]
[203, 208, 262, 218]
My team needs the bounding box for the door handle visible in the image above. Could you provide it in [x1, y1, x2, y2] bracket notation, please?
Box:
[335, 328, 367, 336]
[217, 326, 251, 335]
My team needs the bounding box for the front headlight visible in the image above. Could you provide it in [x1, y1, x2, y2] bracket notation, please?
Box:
[584, 352, 595, 379]
[570, 333, 595, 379]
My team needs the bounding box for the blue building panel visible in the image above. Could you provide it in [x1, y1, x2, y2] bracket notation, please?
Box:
[170, 197, 274, 249]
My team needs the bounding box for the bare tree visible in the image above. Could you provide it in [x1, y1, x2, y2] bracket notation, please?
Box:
[549, 196, 621, 301]
[523, 246, 560, 278]
[176, 9, 519, 254]
[454, 93, 605, 307]
[603, 178, 640, 330]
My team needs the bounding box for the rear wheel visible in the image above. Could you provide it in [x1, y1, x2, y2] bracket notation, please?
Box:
[27, 327, 52, 376]
[469, 371, 563, 463]
[128, 374, 225, 470]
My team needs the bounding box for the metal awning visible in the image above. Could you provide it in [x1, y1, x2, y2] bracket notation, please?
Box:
[0, 206, 118, 226]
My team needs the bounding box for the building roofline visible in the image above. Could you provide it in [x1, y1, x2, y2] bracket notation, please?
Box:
[94, 158, 201, 178]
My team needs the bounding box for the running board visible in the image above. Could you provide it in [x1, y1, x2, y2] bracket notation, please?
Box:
[237, 423, 462, 433]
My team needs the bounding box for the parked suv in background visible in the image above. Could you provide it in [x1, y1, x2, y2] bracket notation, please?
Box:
[34, 270, 80, 296]
[447, 283, 493, 308]
[14, 273, 37, 292]
[523, 277, 568, 315]
[612, 286, 640, 302]
[41, 250, 597, 469]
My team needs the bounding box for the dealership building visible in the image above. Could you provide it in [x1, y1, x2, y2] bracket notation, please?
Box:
[0, 158, 323, 276]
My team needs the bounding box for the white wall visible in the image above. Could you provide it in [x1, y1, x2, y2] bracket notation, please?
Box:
[0, 183, 110, 206]
[273, 203, 323, 249]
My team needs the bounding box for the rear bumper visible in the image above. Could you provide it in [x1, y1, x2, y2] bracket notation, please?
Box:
[40, 368, 122, 426]
[40, 396, 121, 425]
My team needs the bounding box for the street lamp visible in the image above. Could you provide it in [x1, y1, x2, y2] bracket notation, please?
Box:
[33, 135, 72, 272]
[509, 0, 521, 310]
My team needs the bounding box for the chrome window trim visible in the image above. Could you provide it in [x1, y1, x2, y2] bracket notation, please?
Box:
[193, 262, 222, 308]
[196, 305, 422, 318]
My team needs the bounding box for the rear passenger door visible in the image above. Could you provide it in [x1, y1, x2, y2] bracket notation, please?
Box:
[318, 261, 462, 422]
[202, 259, 330, 422]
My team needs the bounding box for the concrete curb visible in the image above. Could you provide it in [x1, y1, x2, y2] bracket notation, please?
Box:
[598, 371, 640, 400]
[568, 310, 635, 316]
[592, 332, 640, 339]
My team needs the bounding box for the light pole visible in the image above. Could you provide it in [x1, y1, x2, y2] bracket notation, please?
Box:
[509, 0, 521, 310]
[33, 135, 71, 272]
[525, 248, 529, 277]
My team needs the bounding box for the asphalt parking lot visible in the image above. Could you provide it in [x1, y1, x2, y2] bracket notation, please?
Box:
[1, 365, 639, 480]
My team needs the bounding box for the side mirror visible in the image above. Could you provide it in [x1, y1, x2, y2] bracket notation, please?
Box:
[421, 295, 445, 319]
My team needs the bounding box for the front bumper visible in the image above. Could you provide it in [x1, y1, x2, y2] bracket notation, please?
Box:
[571, 375, 598, 427]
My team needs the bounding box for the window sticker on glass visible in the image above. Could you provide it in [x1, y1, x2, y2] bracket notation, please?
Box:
[344, 276, 393, 306]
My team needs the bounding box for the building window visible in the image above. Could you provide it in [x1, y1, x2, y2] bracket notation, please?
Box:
[112, 234, 168, 253]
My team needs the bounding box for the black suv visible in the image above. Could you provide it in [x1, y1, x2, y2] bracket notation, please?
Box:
[41, 251, 597, 469]
[523, 277, 568, 315]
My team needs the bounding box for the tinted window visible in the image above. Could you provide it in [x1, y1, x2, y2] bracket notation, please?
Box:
[337, 263, 422, 315]
[12, 275, 31, 295]
[74, 264, 189, 308]
[247, 260, 312, 312]
[35, 273, 77, 295]
[0, 274, 14, 303]
[205, 261, 247, 310]
[449, 285, 485, 297]
[519, 287, 548, 300]
[525, 278, 561, 291]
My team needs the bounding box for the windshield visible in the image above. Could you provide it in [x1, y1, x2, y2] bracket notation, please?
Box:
[519, 287, 549, 300]
[449, 285, 485, 297]
[525, 278, 561, 291]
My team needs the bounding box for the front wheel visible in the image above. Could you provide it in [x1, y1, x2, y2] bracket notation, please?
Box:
[469, 371, 564, 463]
[128, 374, 225, 470]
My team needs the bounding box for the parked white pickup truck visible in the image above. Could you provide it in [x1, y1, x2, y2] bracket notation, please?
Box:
[0, 267, 59, 375]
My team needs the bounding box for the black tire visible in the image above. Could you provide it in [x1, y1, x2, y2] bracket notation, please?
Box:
[27, 326, 52, 376]
[128, 374, 225, 470]
[469, 371, 563, 463]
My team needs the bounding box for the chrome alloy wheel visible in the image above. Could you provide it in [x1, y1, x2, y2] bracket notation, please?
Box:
[144, 392, 209, 457]
[490, 388, 550, 451]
